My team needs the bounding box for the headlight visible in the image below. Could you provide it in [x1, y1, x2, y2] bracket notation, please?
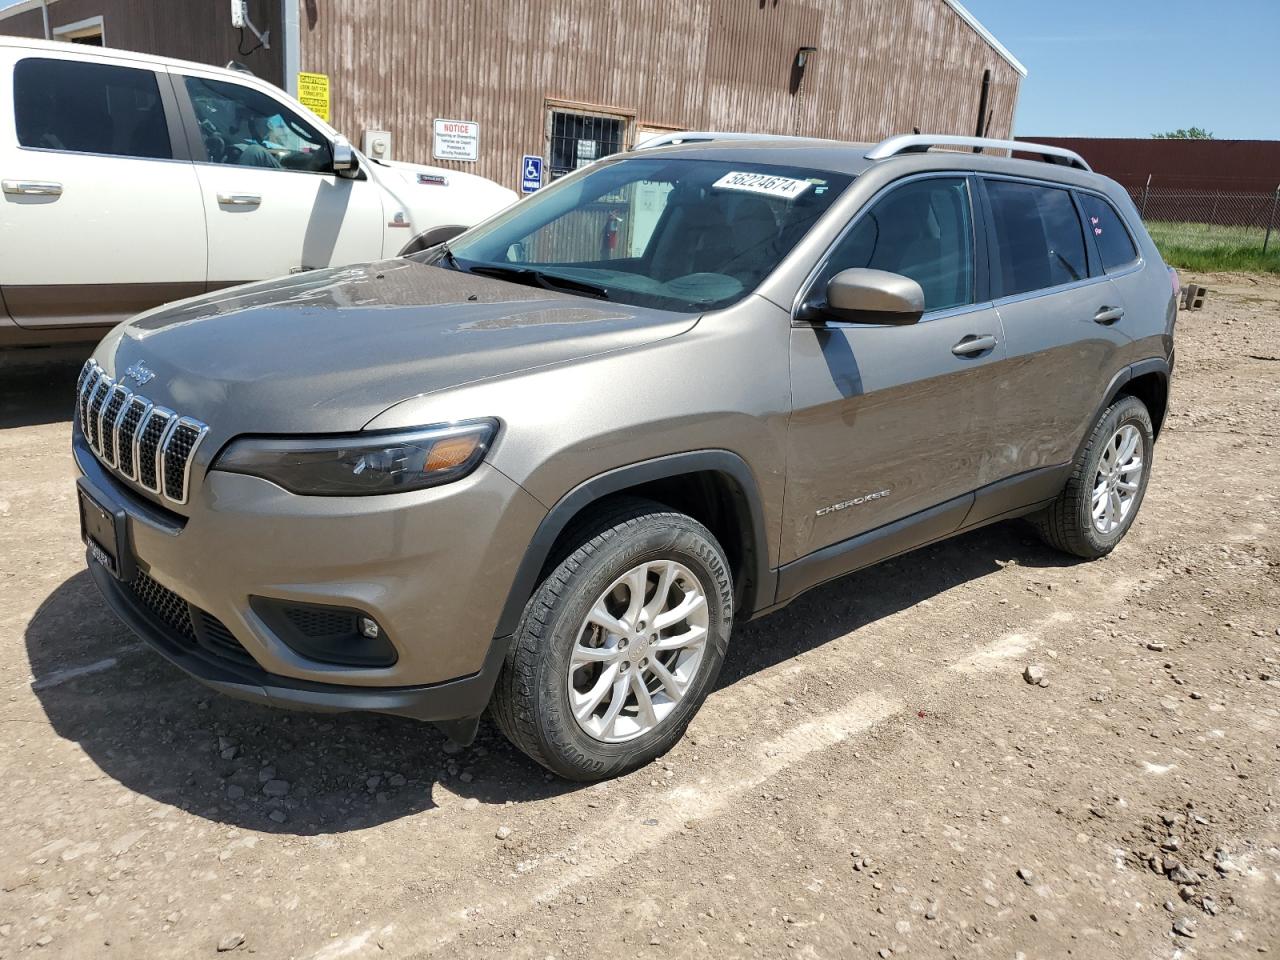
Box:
[213, 419, 498, 496]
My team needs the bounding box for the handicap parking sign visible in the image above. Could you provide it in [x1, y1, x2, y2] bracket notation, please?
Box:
[521, 155, 543, 194]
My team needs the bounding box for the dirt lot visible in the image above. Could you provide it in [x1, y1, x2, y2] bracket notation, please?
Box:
[1, 275, 1277, 960]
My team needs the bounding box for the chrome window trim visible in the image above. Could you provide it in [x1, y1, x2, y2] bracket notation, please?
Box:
[991, 272, 1112, 310]
[813, 299, 998, 330]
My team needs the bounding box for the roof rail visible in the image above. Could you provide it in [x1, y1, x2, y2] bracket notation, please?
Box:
[865, 134, 1092, 171]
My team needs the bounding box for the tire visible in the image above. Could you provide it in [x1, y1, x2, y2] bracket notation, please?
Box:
[1033, 394, 1154, 559]
[491, 497, 733, 781]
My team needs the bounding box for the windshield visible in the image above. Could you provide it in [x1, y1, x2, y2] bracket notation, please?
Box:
[438, 157, 853, 312]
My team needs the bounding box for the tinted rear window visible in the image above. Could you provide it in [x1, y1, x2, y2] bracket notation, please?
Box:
[14, 57, 171, 160]
[1079, 194, 1140, 272]
[985, 179, 1087, 298]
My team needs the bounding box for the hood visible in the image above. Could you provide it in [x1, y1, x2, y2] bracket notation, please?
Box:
[97, 259, 695, 437]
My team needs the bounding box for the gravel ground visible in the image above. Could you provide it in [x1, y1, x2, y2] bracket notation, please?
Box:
[0, 274, 1277, 959]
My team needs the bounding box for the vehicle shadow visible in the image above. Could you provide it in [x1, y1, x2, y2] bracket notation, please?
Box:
[0, 347, 91, 428]
[24, 521, 1079, 836]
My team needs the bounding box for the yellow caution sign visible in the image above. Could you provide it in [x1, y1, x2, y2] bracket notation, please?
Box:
[297, 72, 330, 122]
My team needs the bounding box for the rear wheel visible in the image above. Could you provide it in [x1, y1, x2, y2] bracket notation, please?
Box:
[491, 498, 733, 781]
[1033, 394, 1154, 559]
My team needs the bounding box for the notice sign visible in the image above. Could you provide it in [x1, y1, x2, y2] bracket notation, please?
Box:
[296, 72, 330, 122]
[433, 119, 479, 162]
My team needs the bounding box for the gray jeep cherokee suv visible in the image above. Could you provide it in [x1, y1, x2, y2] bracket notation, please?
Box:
[73, 134, 1176, 780]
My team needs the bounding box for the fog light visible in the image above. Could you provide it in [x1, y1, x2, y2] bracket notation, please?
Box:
[359, 617, 380, 639]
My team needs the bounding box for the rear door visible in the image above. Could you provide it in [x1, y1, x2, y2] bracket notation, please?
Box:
[981, 177, 1133, 478]
[783, 174, 1006, 564]
[0, 50, 206, 328]
[174, 70, 385, 285]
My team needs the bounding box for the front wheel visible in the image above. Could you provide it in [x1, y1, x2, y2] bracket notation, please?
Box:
[1033, 394, 1154, 559]
[491, 498, 733, 781]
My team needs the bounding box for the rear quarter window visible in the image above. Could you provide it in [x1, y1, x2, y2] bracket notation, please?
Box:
[984, 179, 1087, 298]
[1079, 194, 1140, 272]
[14, 57, 171, 160]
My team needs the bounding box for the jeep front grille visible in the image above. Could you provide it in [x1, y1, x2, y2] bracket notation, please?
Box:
[76, 360, 208, 506]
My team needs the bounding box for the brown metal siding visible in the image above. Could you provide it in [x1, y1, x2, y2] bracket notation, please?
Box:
[301, 0, 1021, 189]
[0, 0, 283, 86]
[1020, 137, 1280, 193]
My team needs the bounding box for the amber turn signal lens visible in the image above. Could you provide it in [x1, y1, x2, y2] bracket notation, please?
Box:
[425, 434, 483, 472]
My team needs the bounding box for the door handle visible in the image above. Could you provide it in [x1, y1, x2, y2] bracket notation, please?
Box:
[2, 180, 62, 196]
[216, 193, 262, 206]
[951, 334, 999, 357]
[1094, 305, 1125, 325]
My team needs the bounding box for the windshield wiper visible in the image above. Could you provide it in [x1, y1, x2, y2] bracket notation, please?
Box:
[466, 264, 611, 301]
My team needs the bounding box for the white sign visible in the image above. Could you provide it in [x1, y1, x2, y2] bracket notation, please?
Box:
[712, 171, 812, 200]
[577, 139, 597, 161]
[433, 119, 479, 162]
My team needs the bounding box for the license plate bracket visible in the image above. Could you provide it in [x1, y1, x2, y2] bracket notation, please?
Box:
[77, 478, 136, 581]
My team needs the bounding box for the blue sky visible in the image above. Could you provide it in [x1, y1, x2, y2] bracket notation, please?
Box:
[963, 0, 1279, 139]
[4, 0, 1274, 140]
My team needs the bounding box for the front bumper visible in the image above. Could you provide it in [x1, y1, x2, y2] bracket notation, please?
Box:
[86, 554, 508, 728]
[74, 426, 545, 726]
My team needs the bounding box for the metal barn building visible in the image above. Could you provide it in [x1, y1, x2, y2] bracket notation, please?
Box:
[1, 0, 1025, 191]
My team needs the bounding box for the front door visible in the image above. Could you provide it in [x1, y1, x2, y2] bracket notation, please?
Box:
[1, 53, 206, 328]
[176, 71, 385, 286]
[783, 175, 1005, 564]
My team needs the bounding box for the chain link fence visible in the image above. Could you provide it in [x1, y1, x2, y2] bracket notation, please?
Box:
[1128, 182, 1280, 255]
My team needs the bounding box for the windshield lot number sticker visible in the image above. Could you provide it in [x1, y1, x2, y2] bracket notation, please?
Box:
[713, 171, 813, 200]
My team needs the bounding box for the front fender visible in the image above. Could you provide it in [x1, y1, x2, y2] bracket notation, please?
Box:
[492, 450, 776, 638]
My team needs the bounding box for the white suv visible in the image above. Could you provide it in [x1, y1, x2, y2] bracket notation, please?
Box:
[0, 37, 516, 347]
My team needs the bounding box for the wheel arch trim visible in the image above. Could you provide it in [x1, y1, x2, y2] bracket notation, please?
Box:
[493, 451, 775, 638]
[1074, 356, 1170, 464]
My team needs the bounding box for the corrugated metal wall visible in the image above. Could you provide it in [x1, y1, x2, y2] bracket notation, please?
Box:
[0, 0, 283, 85]
[301, 0, 1021, 189]
[1021, 137, 1280, 193]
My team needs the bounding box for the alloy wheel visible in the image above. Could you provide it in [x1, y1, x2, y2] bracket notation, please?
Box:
[1092, 423, 1143, 535]
[567, 559, 710, 743]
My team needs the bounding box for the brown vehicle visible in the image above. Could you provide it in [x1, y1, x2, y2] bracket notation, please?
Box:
[72, 135, 1177, 780]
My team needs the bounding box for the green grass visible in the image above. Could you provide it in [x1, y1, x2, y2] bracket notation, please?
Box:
[1147, 220, 1280, 275]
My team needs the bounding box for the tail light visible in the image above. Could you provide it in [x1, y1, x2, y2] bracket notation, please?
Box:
[1168, 266, 1181, 298]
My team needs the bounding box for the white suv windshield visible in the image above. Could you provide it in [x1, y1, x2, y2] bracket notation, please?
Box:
[442, 157, 852, 312]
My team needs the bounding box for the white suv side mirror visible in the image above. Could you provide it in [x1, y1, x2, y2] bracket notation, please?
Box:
[333, 136, 358, 176]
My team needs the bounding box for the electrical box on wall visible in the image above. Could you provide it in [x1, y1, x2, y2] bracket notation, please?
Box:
[230, 0, 247, 28]
[363, 130, 393, 162]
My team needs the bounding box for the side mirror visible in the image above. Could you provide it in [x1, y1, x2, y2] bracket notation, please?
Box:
[806, 268, 925, 325]
[333, 136, 358, 177]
